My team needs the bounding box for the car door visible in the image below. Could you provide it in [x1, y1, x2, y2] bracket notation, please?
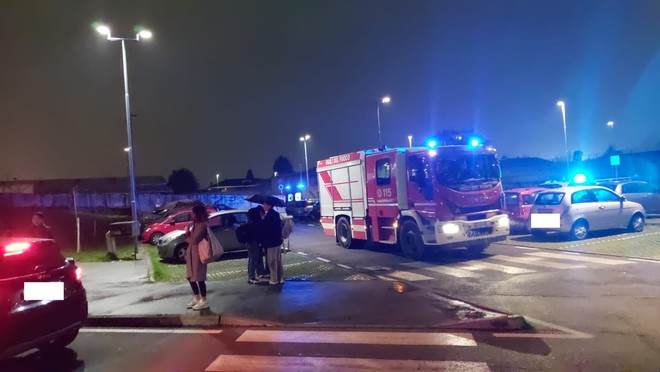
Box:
[212, 213, 248, 251]
[593, 188, 628, 229]
[624, 182, 659, 214]
[172, 212, 192, 232]
[570, 189, 603, 230]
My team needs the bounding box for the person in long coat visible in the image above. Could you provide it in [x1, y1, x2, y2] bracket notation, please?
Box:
[186, 205, 209, 310]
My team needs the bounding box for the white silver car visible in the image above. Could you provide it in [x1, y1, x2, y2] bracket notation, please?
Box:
[597, 181, 660, 214]
[529, 186, 646, 240]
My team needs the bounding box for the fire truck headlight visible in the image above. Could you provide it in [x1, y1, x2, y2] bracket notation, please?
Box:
[498, 216, 510, 228]
[442, 223, 460, 234]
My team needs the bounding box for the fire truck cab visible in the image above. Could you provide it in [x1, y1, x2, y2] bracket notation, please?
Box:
[317, 141, 510, 259]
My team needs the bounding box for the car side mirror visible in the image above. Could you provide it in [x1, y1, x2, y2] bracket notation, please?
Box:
[620, 196, 626, 202]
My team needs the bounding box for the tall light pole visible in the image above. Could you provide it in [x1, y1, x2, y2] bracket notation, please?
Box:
[299, 134, 311, 190]
[376, 96, 391, 149]
[216, 173, 220, 186]
[556, 101, 570, 180]
[96, 24, 152, 257]
[408, 135, 413, 148]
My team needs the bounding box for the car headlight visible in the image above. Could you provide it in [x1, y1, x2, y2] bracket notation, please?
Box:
[498, 216, 510, 227]
[442, 223, 461, 234]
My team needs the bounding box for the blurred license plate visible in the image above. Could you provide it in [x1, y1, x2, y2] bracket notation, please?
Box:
[24, 282, 64, 301]
[531, 213, 560, 229]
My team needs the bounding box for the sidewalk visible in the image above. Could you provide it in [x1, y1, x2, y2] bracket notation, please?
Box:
[80, 259, 524, 331]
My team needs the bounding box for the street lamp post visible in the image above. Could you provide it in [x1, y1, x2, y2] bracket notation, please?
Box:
[556, 101, 570, 180]
[96, 24, 152, 257]
[408, 135, 413, 148]
[376, 96, 391, 149]
[299, 134, 311, 190]
[216, 173, 220, 186]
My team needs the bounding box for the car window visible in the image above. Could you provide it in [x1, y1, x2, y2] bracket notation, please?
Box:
[174, 213, 190, 223]
[0, 240, 65, 279]
[594, 188, 621, 202]
[523, 193, 538, 205]
[376, 158, 391, 186]
[571, 190, 597, 204]
[621, 183, 640, 194]
[535, 192, 564, 205]
[233, 213, 248, 225]
[505, 192, 520, 206]
[637, 183, 656, 193]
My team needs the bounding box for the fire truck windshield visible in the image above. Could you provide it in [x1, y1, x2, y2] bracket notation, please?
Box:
[435, 154, 501, 190]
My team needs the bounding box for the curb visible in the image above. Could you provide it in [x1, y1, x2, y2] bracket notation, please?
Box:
[85, 313, 527, 331]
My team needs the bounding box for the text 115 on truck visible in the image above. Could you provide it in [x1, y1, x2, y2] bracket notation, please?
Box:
[317, 137, 510, 259]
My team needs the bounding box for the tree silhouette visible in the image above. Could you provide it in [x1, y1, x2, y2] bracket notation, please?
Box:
[246, 169, 255, 180]
[603, 145, 621, 158]
[167, 168, 199, 194]
[273, 156, 294, 176]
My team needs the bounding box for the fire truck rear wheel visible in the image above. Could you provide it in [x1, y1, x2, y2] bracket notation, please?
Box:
[399, 220, 426, 260]
[336, 217, 354, 249]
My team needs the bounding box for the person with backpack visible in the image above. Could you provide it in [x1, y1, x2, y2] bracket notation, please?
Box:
[261, 200, 284, 285]
[237, 206, 266, 284]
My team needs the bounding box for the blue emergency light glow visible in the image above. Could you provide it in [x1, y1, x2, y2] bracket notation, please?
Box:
[573, 174, 587, 184]
[285, 184, 292, 190]
[468, 137, 481, 148]
[296, 183, 305, 190]
[426, 138, 438, 149]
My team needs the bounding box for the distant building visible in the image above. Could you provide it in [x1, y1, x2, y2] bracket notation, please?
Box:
[0, 176, 171, 194]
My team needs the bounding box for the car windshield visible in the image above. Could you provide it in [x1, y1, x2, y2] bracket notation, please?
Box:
[435, 154, 500, 188]
[534, 192, 565, 205]
[522, 193, 538, 205]
[505, 192, 520, 206]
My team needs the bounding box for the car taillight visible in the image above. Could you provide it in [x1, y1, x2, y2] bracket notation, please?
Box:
[3, 242, 31, 257]
[75, 267, 83, 282]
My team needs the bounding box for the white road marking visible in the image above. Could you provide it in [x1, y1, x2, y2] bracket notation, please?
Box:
[509, 245, 540, 250]
[81, 328, 223, 334]
[337, 263, 352, 270]
[387, 270, 435, 281]
[363, 266, 392, 271]
[377, 275, 395, 281]
[456, 261, 536, 274]
[526, 251, 632, 265]
[316, 257, 331, 263]
[493, 316, 593, 340]
[236, 330, 477, 346]
[489, 255, 586, 270]
[206, 355, 490, 372]
[402, 262, 482, 278]
[296, 252, 308, 256]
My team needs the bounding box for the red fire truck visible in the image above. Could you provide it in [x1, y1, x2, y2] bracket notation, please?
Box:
[317, 138, 510, 259]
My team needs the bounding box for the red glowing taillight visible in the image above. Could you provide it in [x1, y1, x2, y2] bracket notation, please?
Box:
[3, 242, 31, 257]
[75, 267, 83, 282]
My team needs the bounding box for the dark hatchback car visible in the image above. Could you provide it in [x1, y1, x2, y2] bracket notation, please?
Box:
[0, 238, 87, 361]
[286, 199, 320, 221]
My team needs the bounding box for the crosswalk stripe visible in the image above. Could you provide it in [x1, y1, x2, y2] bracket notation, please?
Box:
[525, 252, 632, 265]
[205, 355, 491, 372]
[387, 270, 435, 281]
[489, 255, 586, 269]
[402, 262, 482, 278]
[456, 261, 536, 274]
[236, 330, 477, 346]
[81, 328, 223, 334]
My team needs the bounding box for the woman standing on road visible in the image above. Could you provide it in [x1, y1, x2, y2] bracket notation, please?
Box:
[186, 205, 210, 310]
[261, 200, 284, 285]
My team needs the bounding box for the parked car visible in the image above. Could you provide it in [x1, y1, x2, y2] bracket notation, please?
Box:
[504, 188, 546, 232]
[597, 180, 660, 214]
[139, 201, 217, 232]
[0, 238, 87, 361]
[141, 207, 216, 245]
[213, 203, 235, 211]
[157, 210, 249, 263]
[286, 199, 320, 221]
[529, 186, 646, 240]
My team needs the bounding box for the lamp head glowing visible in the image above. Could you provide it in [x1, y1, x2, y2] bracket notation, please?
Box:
[96, 25, 111, 36]
[138, 30, 153, 39]
[381, 96, 391, 104]
[607, 121, 614, 128]
[557, 100, 565, 107]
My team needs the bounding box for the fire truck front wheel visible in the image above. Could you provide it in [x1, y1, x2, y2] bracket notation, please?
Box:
[336, 217, 355, 249]
[399, 220, 426, 260]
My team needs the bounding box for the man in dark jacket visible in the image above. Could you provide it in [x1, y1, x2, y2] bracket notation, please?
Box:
[261, 200, 283, 285]
[27, 212, 54, 239]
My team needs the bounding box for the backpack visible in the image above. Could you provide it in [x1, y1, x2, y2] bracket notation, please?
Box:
[281, 217, 294, 239]
[235, 223, 250, 244]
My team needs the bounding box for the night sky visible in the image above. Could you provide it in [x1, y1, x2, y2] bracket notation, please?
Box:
[1, 0, 659, 184]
